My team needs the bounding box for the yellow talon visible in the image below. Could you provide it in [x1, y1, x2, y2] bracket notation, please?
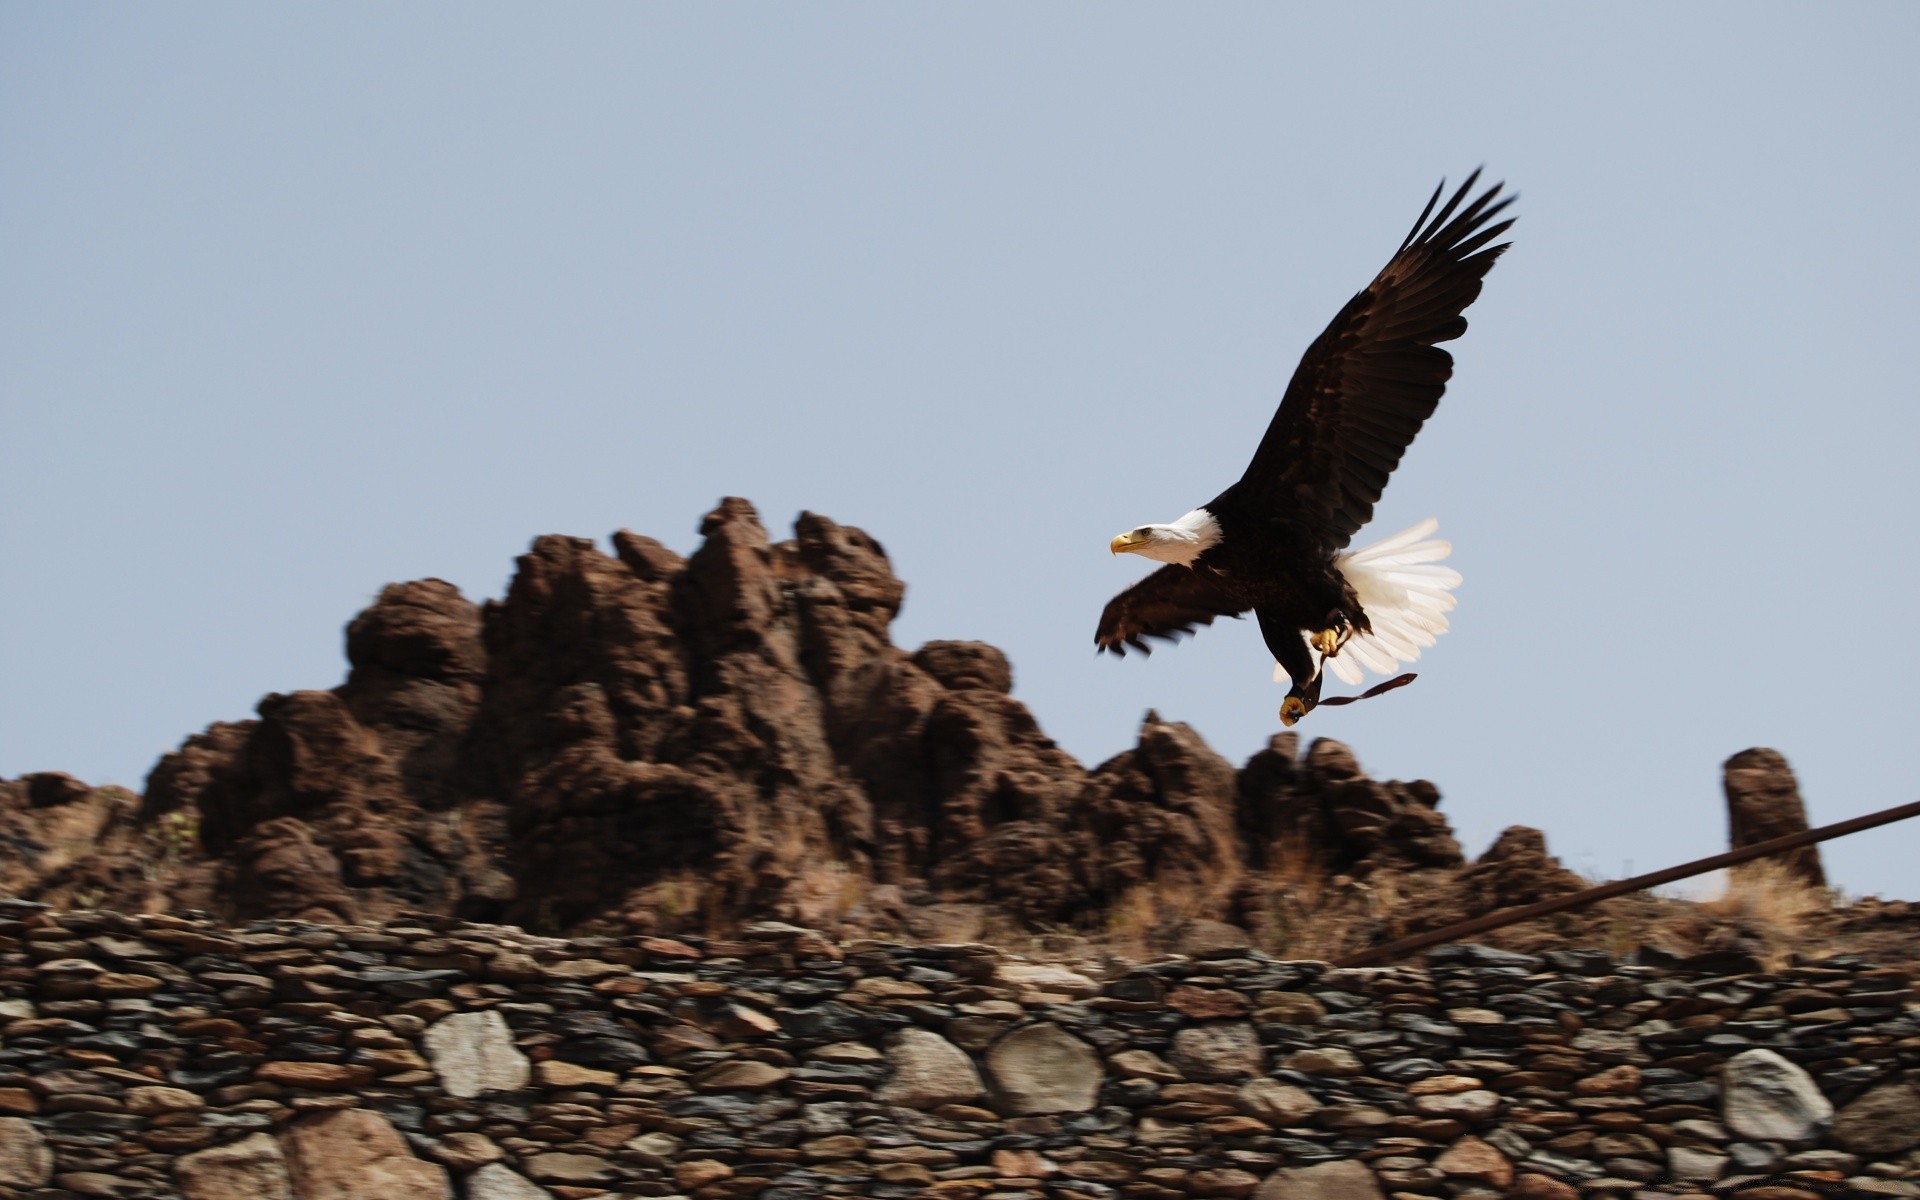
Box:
[1280, 696, 1309, 727]
[1312, 627, 1345, 657]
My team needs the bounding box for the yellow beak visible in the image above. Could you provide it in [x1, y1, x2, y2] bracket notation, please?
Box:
[1110, 532, 1144, 555]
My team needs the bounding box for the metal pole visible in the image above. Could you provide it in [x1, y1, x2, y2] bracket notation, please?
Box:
[1333, 796, 1920, 968]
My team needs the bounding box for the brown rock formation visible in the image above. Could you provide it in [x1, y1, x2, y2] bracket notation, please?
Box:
[1724, 747, 1826, 888]
[19, 496, 1832, 963]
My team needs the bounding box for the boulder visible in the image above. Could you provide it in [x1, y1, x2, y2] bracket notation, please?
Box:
[1832, 1082, 1920, 1156]
[875, 1028, 985, 1109]
[0, 1117, 53, 1187]
[985, 1022, 1103, 1114]
[1722, 1049, 1833, 1143]
[424, 1010, 530, 1098]
[278, 1108, 452, 1200]
[1170, 1022, 1267, 1081]
[1723, 748, 1825, 887]
[175, 1133, 291, 1200]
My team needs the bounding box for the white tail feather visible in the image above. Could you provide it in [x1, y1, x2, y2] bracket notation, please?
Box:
[1271, 518, 1461, 688]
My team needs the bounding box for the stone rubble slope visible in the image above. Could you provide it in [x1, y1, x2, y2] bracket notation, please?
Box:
[2, 901, 1919, 1200]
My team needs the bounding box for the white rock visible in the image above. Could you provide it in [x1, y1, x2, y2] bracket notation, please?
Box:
[874, 1027, 985, 1109]
[466, 1163, 554, 1200]
[622, 1131, 682, 1166]
[1667, 1145, 1728, 1183]
[995, 962, 1100, 998]
[424, 1010, 530, 1099]
[1722, 1048, 1833, 1143]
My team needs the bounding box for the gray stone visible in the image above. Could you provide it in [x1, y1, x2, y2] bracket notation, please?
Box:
[623, 1131, 682, 1166]
[0, 1117, 53, 1188]
[1236, 1078, 1323, 1126]
[985, 1022, 1103, 1114]
[1727, 1141, 1785, 1171]
[1721, 1048, 1832, 1143]
[1666, 1145, 1727, 1183]
[874, 1027, 985, 1109]
[1170, 1022, 1267, 1082]
[1570, 1029, 1644, 1063]
[1255, 1159, 1385, 1200]
[466, 1164, 554, 1200]
[1484, 1127, 1533, 1160]
[423, 1010, 530, 1099]
[1832, 1082, 1920, 1156]
[175, 1133, 291, 1200]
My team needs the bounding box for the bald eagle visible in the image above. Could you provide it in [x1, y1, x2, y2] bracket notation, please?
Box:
[1097, 172, 1514, 726]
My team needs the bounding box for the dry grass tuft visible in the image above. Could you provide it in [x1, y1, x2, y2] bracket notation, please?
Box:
[1652, 858, 1836, 970]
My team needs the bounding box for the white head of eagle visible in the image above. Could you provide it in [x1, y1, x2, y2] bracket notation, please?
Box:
[1109, 508, 1222, 566]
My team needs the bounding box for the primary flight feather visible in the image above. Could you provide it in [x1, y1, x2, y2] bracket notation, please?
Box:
[1096, 171, 1514, 725]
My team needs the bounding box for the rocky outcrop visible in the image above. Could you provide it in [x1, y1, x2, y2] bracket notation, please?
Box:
[1724, 747, 1827, 888]
[1, 499, 1510, 959]
[4, 499, 1900, 970]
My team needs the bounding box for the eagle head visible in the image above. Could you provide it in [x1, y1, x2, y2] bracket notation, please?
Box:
[1108, 509, 1221, 566]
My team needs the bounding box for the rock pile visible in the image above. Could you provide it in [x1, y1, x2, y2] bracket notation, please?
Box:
[2, 901, 1917, 1200]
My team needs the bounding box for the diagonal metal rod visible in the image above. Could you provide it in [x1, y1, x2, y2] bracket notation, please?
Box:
[1333, 796, 1920, 968]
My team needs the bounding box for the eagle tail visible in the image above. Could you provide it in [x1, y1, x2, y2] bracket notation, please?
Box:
[1271, 518, 1461, 687]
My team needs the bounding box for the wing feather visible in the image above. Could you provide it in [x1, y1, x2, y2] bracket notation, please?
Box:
[1095, 566, 1246, 657]
[1221, 173, 1514, 548]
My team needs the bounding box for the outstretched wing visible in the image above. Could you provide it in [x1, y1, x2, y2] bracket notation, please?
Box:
[1223, 171, 1515, 549]
[1096, 566, 1246, 656]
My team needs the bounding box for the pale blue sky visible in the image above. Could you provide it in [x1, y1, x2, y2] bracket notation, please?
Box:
[5, 5, 1918, 899]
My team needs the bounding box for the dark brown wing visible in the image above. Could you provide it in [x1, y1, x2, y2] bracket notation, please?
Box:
[1096, 565, 1246, 656]
[1222, 172, 1514, 548]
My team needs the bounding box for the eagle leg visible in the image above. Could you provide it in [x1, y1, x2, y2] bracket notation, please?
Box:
[1280, 672, 1324, 728]
[1311, 607, 1358, 658]
[1258, 606, 1326, 727]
